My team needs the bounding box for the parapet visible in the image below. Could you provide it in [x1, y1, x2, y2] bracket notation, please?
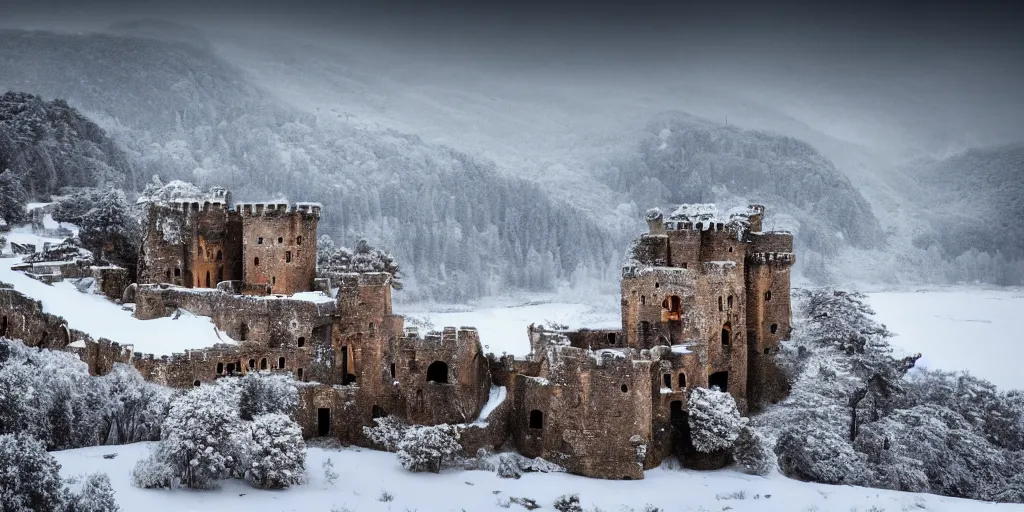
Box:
[234, 201, 321, 219]
[747, 231, 794, 254]
[747, 252, 796, 266]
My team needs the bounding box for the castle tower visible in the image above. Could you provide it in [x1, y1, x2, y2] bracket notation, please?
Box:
[237, 202, 320, 296]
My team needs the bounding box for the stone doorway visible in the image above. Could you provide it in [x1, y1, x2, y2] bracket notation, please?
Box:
[317, 408, 331, 436]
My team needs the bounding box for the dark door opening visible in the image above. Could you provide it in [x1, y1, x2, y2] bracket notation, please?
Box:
[239, 323, 248, 342]
[721, 322, 731, 346]
[426, 361, 449, 383]
[670, 400, 685, 424]
[317, 408, 331, 436]
[205, 271, 211, 288]
[709, 371, 729, 392]
[1, 315, 7, 337]
[663, 374, 672, 389]
[529, 409, 544, 429]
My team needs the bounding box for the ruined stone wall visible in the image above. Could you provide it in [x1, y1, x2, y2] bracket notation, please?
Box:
[511, 346, 654, 480]
[138, 201, 242, 290]
[132, 344, 313, 388]
[564, 328, 625, 351]
[91, 266, 130, 301]
[744, 243, 794, 410]
[133, 284, 335, 349]
[395, 327, 491, 425]
[238, 203, 319, 296]
[138, 203, 189, 287]
[620, 267, 701, 349]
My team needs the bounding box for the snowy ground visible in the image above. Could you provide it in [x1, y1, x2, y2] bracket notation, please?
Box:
[866, 289, 1024, 390]
[1, 230, 236, 356]
[54, 442, 1016, 512]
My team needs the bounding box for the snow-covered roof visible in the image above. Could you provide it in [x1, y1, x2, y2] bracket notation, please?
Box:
[668, 203, 719, 223]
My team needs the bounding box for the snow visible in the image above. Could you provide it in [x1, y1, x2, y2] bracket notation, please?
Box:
[53, 442, 1014, 512]
[281, 291, 335, 304]
[0, 234, 235, 356]
[671, 344, 693, 354]
[401, 302, 619, 357]
[474, 385, 506, 426]
[866, 289, 1024, 390]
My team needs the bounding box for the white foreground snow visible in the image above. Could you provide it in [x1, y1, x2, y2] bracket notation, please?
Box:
[53, 443, 1014, 512]
[866, 289, 1024, 390]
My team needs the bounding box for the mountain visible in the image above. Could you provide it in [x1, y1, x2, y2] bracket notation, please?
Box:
[0, 91, 132, 196]
[0, 28, 619, 301]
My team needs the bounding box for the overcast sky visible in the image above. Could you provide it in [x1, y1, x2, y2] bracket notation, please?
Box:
[2, 0, 1022, 155]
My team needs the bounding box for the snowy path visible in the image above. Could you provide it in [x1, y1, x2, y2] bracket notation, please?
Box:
[54, 443, 1013, 512]
[1, 232, 235, 356]
[866, 289, 1024, 390]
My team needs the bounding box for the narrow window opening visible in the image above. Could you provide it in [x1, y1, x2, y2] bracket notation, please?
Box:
[285, 251, 292, 263]
[205, 271, 211, 288]
[640, 295, 646, 305]
[728, 246, 733, 253]
[1, 315, 7, 337]
[216, 250, 223, 261]
[770, 323, 779, 334]
[679, 372, 686, 388]
[389, 363, 396, 379]
[278, 237, 283, 244]
[718, 296, 723, 311]
[765, 290, 772, 301]
[297, 336, 306, 347]
[296, 236, 303, 246]
[254, 257, 260, 266]
[317, 408, 331, 436]
[174, 267, 181, 277]
[727, 295, 733, 309]
[165, 269, 171, 280]
[721, 322, 732, 346]
[620, 384, 629, 393]
[216, 362, 224, 374]
[426, 361, 449, 383]
[607, 332, 617, 345]
[663, 374, 672, 389]
[681, 262, 687, 269]
[249, 358, 256, 369]
[239, 323, 248, 342]
[272, 276, 276, 285]
[193, 380, 201, 387]
[368, 322, 376, 334]
[654, 282, 660, 289]
[529, 410, 544, 429]
[278, 357, 285, 369]
[297, 368, 304, 380]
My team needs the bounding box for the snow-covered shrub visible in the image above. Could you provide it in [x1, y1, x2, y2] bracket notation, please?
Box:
[775, 421, 869, 485]
[396, 424, 462, 473]
[733, 425, 772, 475]
[0, 169, 28, 227]
[129, 453, 174, 490]
[496, 454, 522, 479]
[75, 188, 141, 272]
[687, 387, 745, 453]
[98, 363, 169, 444]
[133, 382, 246, 489]
[362, 415, 409, 452]
[66, 473, 119, 512]
[238, 371, 298, 421]
[246, 413, 307, 489]
[553, 493, 583, 512]
[0, 433, 68, 512]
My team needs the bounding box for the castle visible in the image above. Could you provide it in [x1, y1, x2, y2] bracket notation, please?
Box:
[0, 192, 794, 480]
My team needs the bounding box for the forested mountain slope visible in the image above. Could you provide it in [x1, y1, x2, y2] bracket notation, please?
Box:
[0, 29, 618, 301]
[0, 91, 132, 195]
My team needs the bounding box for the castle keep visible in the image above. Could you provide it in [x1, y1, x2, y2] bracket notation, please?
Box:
[1, 192, 794, 480]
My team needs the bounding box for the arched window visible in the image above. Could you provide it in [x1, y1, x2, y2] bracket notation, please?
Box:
[654, 282, 660, 289]
[678, 372, 686, 388]
[239, 323, 248, 342]
[765, 290, 772, 301]
[426, 361, 449, 383]
[663, 374, 672, 389]
[721, 322, 731, 346]
[216, 250, 223, 261]
[216, 362, 224, 374]
[718, 296, 723, 311]
[193, 380, 201, 387]
[529, 410, 544, 429]
[260, 358, 268, 370]
[297, 368, 304, 380]
[249, 358, 256, 369]
[727, 295, 733, 309]
[278, 357, 286, 369]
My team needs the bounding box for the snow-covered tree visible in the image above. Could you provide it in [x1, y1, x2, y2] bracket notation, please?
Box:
[0, 433, 68, 512]
[362, 416, 409, 452]
[775, 422, 870, 485]
[98, 363, 169, 444]
[396, 424, 462, 473]
[0, 169, 28, 226]
[318, 235, 403, 290]
[238, 371, 298, 421]
[553, 494, 583, 512]
[66, 473, 119, 512]
[733, 425, 772, 475]
[76, 188, 141, 276]
[245, 413, 306, 489]
[136, 176, 202, 204]
[132, 381, 246, 489]
[687, 387, 745, 453]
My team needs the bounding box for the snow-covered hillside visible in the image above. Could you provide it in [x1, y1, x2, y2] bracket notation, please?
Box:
[54, 442, 1013, 512]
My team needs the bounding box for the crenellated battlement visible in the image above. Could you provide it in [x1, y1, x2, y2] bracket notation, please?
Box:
[746, 251, 796, 265]
[234, 202, 322, 219]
